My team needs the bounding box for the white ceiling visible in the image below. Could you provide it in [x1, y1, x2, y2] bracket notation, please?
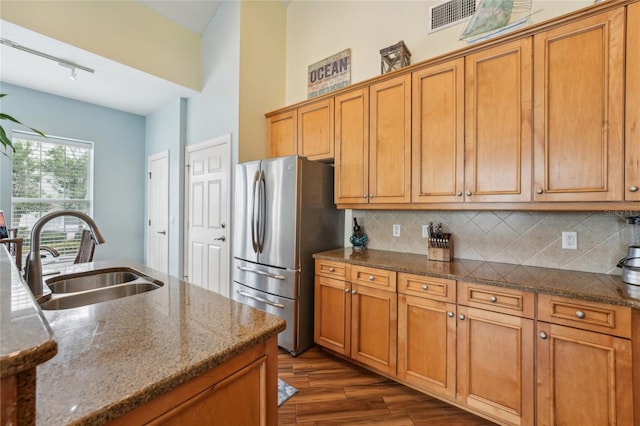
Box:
[0, 1, 221, 116]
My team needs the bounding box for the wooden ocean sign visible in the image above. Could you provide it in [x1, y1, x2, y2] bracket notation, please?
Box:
[308, 48, 351, 99]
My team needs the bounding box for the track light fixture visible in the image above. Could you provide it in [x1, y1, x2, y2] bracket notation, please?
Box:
[0, 37, 95, 80]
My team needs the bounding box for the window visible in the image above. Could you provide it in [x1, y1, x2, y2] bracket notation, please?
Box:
[11, 131, 94, 264]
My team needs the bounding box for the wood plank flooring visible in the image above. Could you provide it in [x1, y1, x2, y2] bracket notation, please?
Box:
[278, 346, 497, 425]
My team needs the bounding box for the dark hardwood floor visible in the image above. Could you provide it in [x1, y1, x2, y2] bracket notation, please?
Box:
[278, 346, 497, 425]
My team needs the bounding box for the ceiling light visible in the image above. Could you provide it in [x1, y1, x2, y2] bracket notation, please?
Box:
[0, 38, 95, 78]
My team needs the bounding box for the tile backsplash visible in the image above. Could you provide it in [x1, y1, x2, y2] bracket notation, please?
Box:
[348, 210, 631, 275]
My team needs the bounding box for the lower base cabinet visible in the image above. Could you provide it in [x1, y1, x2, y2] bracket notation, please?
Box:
[109, 337, 278, 425]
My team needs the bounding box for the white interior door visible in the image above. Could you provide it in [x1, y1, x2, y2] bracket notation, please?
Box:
[184, 135, 230, 296]
[147, 151, 169, 274]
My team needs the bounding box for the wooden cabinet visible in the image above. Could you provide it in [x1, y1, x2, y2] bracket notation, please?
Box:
[412, 58, 465, 203]
[397, 274, 456, 398]
[626, 2, 640, 201]
[266, 110, 297, 158]
[314, 261, 397, 375]
[110, 337, 278, 426]
[334, 88, 369, 204]
[536, 294, 633, 425]
[533, 8, 625, 201]
[335, 74, 411, 204]
[297, 98, 334, 161]
[456, 282, 534, 426]
[465, 39, 532, 203]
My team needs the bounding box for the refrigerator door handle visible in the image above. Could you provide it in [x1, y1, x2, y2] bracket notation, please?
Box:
[258, 170, 266, 253]
[236, 289, 285, 309]
[250, 170, 260, 252]
[237, 265, 286, 280]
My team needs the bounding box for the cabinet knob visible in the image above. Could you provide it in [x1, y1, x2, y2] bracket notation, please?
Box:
[489, 296, 497, 303]
[363, 194, 367, 198]
[539, 331, 548, 340]
[629, 186, 639, 192]
[447, 311, 454, 318]
[458, 314, 466, 320]
[369, 275, 375, 281]
[457, 192, 463, 197]
[329, 267, 335, 272]
[536, 188, 544, 194]
[369, 194, 374, 198]
[351, 290, 357, 295]
[465, 191, 472, 196]
[575, 310, 585, 319]
[344, 288, 350, 293]
[422, 284, 429, 291]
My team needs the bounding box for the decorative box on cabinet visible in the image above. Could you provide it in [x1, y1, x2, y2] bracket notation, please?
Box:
[533, 8, 625, 201]
[456, 282, 534, 426]
[536, 294, 633, 426]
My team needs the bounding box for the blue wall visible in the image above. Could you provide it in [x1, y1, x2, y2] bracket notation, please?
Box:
[0, 83, 146, 263]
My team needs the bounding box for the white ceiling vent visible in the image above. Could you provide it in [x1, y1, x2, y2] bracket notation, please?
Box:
[429, 0, 477, 33]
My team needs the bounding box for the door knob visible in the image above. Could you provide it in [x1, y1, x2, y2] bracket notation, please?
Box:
[221, 223, 226, 228]
[214, 236, 226, 241]
[157, 230, 166, 235]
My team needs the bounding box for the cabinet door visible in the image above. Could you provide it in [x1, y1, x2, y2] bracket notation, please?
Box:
[298, 98, 334, 161]
[465, 39, 532, 202]
[369, 74, 412, 203]
[335, 88, 369, 204]
[351, 283, 397, 375]
[626, 2, 640, 200]
[398, 294, 456, 399]
[456, 306, 534, 426]
[314, 276, 351, 356]
[267, 110, 297, 158]
[533, 9, 625, 201]
[412, 59, 465, 203]
[536, 322, 633, 426]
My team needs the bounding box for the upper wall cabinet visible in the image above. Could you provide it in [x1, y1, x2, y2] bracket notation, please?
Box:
[533, 8, 625, 202]
[369, 74, 412, 204]
[335, 88, 370, 204]
[626, 2, 640, 201]
[266, 110, 297, 158]
[298, 98, 334, 161]
[266, 98, 334, 161]
[412, 58, 465, 203]
[464, 38, 533, 203]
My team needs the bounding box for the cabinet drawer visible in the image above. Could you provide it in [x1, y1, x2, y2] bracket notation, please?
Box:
[537, 294, 631, 338]
[458, 281, 534, 318]
[315, 259, 350, 281]
[351, 265, 397, 291]
[398, 273, 456, 303]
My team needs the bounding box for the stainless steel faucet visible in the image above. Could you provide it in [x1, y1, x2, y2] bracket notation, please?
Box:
[25, 210, 106, 299]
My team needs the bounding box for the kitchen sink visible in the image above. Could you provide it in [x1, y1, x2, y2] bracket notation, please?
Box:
[47, 268, 143, 293]
[40, 267, 163, 310]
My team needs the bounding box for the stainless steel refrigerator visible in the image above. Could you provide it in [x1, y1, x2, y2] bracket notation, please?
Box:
[232, 155, 342, 355]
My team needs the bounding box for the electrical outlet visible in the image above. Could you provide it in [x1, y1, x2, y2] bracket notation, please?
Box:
[393, 224, 401, 237]
[562, 231, 577, 250]
[422, 225, 430, 238]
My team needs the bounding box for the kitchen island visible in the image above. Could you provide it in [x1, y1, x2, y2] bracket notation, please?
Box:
[0, 247, 285, 425]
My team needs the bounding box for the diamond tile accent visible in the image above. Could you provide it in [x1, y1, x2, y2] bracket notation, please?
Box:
[350, 210, 628, 275]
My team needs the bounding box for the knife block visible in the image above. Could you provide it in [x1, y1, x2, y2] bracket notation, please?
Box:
[427, 234, 453, 262]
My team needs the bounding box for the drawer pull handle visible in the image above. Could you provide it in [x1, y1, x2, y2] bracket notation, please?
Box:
[458, 314, 466, 320]
[422, 284, 429, 291]
[328, 267, 335, 272]
[575, 310, 585, 319]
[539, 332, 548, 339]
[369, 275, 375, 281]
[447, 311, 454, 318]
[489, 296, 497, 303]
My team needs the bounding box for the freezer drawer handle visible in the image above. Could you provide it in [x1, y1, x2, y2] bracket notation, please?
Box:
[237, 265, 286, 280]
[237, 290, 285, 309]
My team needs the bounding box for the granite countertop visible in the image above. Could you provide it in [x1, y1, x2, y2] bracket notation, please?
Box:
[314, 248, 640, 309]
[0, 246, 57, 378]
[0, 248, 285, 425]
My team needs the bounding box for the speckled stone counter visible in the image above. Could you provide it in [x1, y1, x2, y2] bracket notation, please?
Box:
[1, 248, 285, 425]
[314, 248, 640, 309]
